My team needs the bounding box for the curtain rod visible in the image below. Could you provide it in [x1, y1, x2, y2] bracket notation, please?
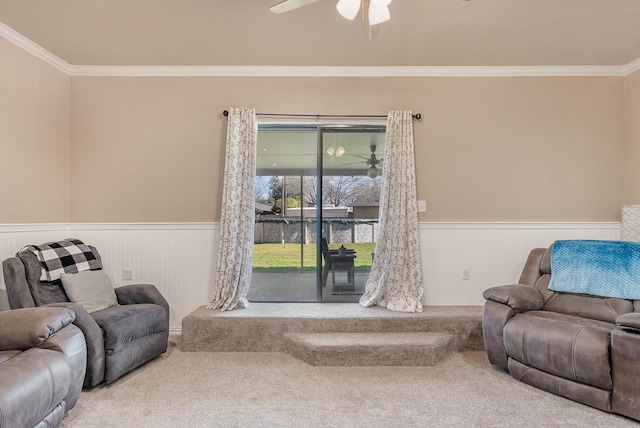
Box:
[222, 110, 422, 121]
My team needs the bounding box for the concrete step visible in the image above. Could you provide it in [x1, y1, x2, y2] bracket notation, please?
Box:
[284, 332, 457, 366]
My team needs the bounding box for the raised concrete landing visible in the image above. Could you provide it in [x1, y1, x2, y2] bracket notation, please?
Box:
[284, 332, 457, 366]
[182, 303, 484, 353]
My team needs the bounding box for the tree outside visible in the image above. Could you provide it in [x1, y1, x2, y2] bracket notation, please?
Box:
[257, 175, 381, 213]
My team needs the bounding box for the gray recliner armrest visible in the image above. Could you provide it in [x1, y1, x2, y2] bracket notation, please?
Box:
[0, 347, 70, 428]
[38, 323, 87, 411]
[612, 315, 640, 420]
[0, 307, 75, 350]
[482, 284, 543, 370]
[483, 284, 544, 312]
[116, 283, 170, 316]
[616, 313, 640, 332]
[0, 307, 86, 414]
[47, 302, 107, 388]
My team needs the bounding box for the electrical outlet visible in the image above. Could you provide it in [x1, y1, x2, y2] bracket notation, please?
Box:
[122, 269, 134, 281]
[462, 269, 470, 280]
[417, 200, 427, 212]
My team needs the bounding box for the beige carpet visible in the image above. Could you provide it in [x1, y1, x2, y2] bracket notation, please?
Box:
[61, 340, 637, 428]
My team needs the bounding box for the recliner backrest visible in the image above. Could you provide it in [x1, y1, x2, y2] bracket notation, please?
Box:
[531, 247, 556, 303]
[533, 244, 634, 323]
[13, 246, 103, 307]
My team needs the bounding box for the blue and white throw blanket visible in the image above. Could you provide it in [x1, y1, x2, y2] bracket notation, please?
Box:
[548, 239, 640, 300]
[20, 238, 102, 282]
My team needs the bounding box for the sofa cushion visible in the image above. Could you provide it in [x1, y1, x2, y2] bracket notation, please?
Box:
[543, 293, 633, 324]
[504, 311, 614, 390]
[91, 304, 167, 354]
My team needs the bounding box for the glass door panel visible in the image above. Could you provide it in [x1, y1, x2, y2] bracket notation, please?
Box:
[319, 127, 385, 302]
[248, 127, 318, 302]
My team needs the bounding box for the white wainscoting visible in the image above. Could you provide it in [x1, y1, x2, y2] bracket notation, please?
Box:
[0, 222, 620, 333]
[0, 223, 219, 334]
[419, 222, 621, 306]
[68, 223, 219, 334]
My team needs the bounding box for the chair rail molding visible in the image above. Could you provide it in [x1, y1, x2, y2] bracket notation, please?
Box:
[0, 221, 621, 333]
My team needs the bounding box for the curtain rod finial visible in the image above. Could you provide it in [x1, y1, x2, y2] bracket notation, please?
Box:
[223, 110, 229, 117]
[413, 113, 422, 121]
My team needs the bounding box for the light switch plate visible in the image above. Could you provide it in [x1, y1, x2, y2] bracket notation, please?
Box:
[417, 200, 427, 212]
[122, 269, 134, 281]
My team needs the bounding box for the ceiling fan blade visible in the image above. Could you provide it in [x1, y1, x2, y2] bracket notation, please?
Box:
[270, 0, 321, 14]
[346, 155, 371, 161]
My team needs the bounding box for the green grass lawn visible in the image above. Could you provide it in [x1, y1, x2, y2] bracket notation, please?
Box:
[252, 242, 376, 273]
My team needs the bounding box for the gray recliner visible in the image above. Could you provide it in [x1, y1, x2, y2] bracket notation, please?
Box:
[483, 244, 640, 422]
[2, 244, 170, 388]
[0, 306, 86, 428]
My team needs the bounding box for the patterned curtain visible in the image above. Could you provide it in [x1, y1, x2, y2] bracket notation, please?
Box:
[207, 108, 257, 311]
[359, 110, 424, 312]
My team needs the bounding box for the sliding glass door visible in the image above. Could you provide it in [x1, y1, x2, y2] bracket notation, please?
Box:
[318, 127, 385, 302]
[247, 124, 385, 303]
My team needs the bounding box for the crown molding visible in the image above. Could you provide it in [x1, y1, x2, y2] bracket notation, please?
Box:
[68, 64, 630, 78]
[623, 57, 640, 75]
[0, 22, 72, 74]
[2, 22, 639, 78]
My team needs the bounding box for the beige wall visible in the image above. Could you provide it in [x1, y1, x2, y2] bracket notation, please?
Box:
[69, 77, 224, 223]
[69, 75, 625, 223]
[625, 69, 640, 204]
[0, 38, 70, 223]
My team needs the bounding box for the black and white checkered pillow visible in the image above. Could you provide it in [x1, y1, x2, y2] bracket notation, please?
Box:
[22, 238, 102, 282]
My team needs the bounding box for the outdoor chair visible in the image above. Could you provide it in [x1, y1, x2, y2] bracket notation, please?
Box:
[321, 238, 356, 290]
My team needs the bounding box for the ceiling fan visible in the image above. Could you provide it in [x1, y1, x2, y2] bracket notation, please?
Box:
[270, 0, 394, 40]
[344, 144, 383, 179]
[270, 0, 470, 40]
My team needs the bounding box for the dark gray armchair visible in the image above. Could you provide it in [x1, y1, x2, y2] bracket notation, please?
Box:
[2, 243, 170, 388]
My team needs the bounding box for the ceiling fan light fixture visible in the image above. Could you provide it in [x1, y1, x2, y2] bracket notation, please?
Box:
[336, 0, 361, 20]
[370, 0, 392, 7]
[367, 166, 379, 179]
[368, 4, 390, 26]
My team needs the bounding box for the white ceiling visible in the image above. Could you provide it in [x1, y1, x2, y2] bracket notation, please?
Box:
[1, 0, 640, 69]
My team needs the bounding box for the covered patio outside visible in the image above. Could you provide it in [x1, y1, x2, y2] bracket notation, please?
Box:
[250, 125, 385, 302]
